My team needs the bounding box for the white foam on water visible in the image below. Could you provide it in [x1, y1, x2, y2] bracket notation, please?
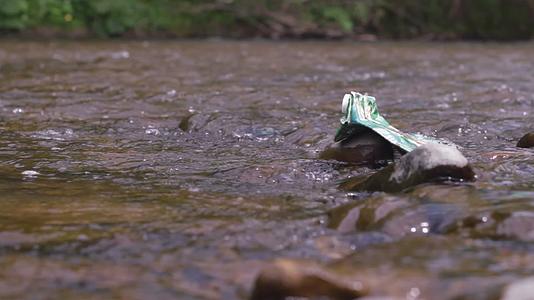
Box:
[22, 170, 40, 177]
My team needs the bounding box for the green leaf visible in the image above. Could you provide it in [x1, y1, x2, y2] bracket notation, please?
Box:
[322, 6, 353, 32]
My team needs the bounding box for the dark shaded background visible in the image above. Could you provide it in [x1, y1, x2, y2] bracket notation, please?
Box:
[1, 0, 534, 40]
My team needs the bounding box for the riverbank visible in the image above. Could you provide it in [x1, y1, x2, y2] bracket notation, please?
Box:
[1, 0, 534, 40]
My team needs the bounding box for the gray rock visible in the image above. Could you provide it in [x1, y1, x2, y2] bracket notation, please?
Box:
[517, 132, 534, 148]
[340, 143, 475, 192]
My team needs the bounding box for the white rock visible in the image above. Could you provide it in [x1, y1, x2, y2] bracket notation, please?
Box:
[390, 143, 468, 183]
[501, 277, 534, 300]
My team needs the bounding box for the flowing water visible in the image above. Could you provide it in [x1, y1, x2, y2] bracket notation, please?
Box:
[0, 40, 533, 299]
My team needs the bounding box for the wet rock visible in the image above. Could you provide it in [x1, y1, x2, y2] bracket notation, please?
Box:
[328, 196, 412, 234]
[329, 184, 534, 241]
[328, 194, 468, 238]
[496, 211, 534, 242]
[340, 143, 475, 192]
[249, 259, 367, 300]
[501, 277, 534, 300]
[517, 132, 534, 148]
[328, 236, 517, 300]
[320, 126, 395, 164]
[441, 209, 534, 242]
[328, 204, 362, 233]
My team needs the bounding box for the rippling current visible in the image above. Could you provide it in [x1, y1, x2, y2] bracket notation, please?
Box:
[0, 40, 533, 299]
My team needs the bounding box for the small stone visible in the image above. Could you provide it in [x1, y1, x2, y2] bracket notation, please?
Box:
[340, 143, 475, 192]
[517, 132, 534, 148]
[501, 276, 534, 300]
[249, 259, 367, 300]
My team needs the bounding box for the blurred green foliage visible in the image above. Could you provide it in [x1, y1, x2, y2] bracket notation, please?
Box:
[0, 0, 533, 39]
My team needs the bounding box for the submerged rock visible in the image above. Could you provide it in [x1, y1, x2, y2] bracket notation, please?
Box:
[329, 186, 534, 242]
[327, 192, 468, 237]
[320, 126, 395, 164]
[517, 132, 534, 148]
[340, 143, 475, 192]
[249, 259, 367, 300]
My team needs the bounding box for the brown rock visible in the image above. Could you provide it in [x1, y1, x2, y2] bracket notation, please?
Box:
[517, 132, 534, 148]
[320, 127, 395, 164]
[249, 259, 367, 300]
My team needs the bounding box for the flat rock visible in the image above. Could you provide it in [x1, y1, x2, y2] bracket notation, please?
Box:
[340, 143, 475, 192]
[249, 259, 367, 300]
[517, 132, 534, 148]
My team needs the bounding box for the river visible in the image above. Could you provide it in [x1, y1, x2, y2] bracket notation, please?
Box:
[0, 40, 533, 299]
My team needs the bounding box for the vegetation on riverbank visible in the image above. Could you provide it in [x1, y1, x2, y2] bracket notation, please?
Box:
[1, 0, 533, 40]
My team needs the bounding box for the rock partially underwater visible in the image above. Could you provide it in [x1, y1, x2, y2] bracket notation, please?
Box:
[517, 132, 534, 148]
[321, 92, 458, 168]
[335, 92, 437, 153]
[340, 143, 475, 193]
[328, 185, 534, 242]
[319, 126, 395, 164]
[249, 259, 367, 300]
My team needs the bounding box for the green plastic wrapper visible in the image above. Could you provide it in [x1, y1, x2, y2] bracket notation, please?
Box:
[335, 91, 439, 152]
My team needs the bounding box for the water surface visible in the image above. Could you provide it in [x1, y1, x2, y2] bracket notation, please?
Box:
[1, 40, 534, 299]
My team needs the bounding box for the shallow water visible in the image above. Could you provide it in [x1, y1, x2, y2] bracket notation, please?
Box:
[0, 40, 533, 299]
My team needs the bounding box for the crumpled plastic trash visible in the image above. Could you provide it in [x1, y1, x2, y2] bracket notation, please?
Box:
[335, 91, 446, 152]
